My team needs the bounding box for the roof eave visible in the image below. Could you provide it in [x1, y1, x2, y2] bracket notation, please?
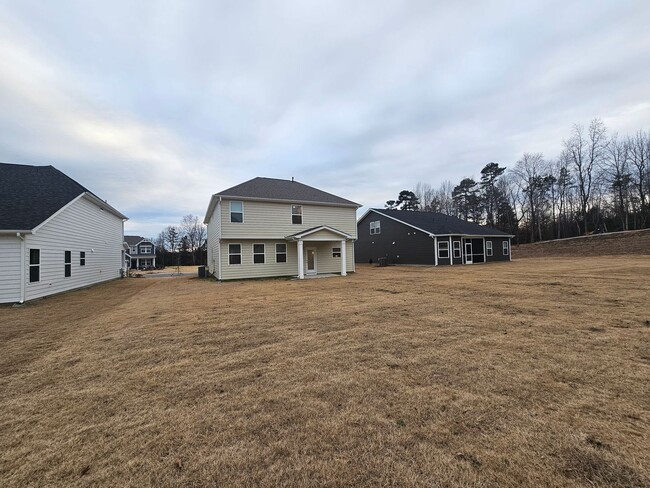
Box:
[216, 194, 361, 208]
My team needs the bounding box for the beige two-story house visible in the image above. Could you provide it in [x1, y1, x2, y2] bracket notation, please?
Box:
[204, 177, 360, 280]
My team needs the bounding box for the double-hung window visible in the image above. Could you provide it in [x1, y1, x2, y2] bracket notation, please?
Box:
[141, 245, 152, 254]
[438, 241, 449, 259]
[453, 241, 461, 259]
[229, 244, 242, 265]
[291, 205, 302, 224]
[370, 221, 381, 235]
[275, 244, 287, 263]
[486, 241, 493, 256]
[230, 201, 244, 223]
[64, 251, 72, 277]
[29, 249, 40, 283]
[503, 241, 509, 255]
[80, 251, 86, 266]
[332, 247, 341, 258]
[253, 244, 265, 264]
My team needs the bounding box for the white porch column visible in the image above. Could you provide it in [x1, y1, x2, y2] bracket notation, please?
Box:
[297, 239, 304, 279]
[136, 258, 140, 268]
[434, 236, 438, 266]
[449, 236, 453, 265]
[153, 256, 156, 268]
[340, 240, 347, 276]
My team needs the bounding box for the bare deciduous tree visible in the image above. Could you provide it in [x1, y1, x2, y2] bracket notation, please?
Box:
[180, 214, 207, 265]
[564, 118, 607, 234]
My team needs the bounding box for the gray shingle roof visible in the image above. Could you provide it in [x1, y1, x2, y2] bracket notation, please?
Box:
[216, 177, 359, 206]
[371, 209, 511, 236]
[0, 163, 89, 230]
[124, 235, 151, 246]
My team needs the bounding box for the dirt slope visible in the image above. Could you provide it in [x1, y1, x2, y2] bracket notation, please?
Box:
[513, 228, 650, 258]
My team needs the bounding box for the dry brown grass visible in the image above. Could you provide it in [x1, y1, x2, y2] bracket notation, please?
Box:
[1, 257, 649, 487]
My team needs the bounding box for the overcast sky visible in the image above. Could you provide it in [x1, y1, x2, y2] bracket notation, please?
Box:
[1, 1, 649, 237]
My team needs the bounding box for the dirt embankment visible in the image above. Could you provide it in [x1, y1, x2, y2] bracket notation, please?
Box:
[513, 228, 650, 258]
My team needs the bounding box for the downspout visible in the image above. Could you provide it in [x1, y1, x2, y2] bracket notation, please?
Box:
[17, 232, 25, 304]
[432, 235, 438, 266]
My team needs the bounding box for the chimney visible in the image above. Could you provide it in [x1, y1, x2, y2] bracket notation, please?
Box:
[291, 177, 294, 182]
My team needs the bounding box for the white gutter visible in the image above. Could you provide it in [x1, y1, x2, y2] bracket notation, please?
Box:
[17, 232, 25, 304]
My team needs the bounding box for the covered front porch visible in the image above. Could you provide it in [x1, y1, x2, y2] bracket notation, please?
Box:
[286, 226, 353, 279]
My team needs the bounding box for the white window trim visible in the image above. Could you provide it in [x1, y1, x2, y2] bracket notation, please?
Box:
[503, 241, 509, 255]
[453, 240, 461, 259]
[370, 220, 381, 235]
[80, 251, 86, 266]
[438, 241, 449, 259]
[29, 248, 40, 284]
[332, 247, 341, 258]
[230, 201, 244, 223]
[140, 245, 152, 254]
[130, 246, 137, 254]
[253, 243, 265, 264]
[486, 241, 493, 257]
[228, 243, 242, 265]
[291, 204, 303, 225]
[275, 243, 287, 263]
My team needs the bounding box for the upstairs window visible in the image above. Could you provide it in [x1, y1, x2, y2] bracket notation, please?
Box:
[486, 241, 493, 256]
[503, 241, 509, 255]
[228, 244, 242, 265]
[292, 205, 303, 224]
[438, 241, 449, 259]
[130, 246, 137, 254]
[29, 249, 40, 283]
[64, 251, 72, 277]
[370, 221, 381, 235]
[230, 201, 244, 223]
[140, 245, 152, 254]
[275, 243, 287, 263]
[453, 241, 461, 258]
[253, 244, 265, 264]
[332, 247, 341, 258]
[80, 251, 86, 266]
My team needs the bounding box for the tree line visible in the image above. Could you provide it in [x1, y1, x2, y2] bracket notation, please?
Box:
[386, 119, 649, 243]
[152, 215, 207, 266]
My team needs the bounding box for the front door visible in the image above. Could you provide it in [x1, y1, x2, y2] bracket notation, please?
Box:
[306, 248, 317, 274]
[465, 242, 473, 264]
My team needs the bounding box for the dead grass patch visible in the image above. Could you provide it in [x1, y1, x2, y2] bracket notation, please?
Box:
[1, 257, 649, 487]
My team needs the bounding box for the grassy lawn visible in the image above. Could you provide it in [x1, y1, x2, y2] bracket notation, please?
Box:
[1, 257, 649, 487]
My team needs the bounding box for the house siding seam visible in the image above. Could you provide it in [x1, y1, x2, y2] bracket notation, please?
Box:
[23, 196, 123, 301]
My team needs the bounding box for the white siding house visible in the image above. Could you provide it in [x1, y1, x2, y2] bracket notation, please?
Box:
[204, 177, 360, 280]
[0, 163, 128, 304]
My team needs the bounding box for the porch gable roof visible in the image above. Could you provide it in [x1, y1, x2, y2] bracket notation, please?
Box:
[285, 225, 352, 241]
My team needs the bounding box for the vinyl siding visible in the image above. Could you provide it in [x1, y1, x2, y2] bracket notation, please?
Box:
[219, 240, 354, 280]
[0, 236, 22, 303]
[206, 201, 221, 276]
[23, 196, 124, 301]
[220, 200, 357, 239]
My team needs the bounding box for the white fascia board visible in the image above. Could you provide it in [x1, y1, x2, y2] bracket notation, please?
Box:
[32, 193, 85, 233]
[0, 229, 32, 234]
[289, 225, 352, 240]
[82, 192, 128, 220]
[361, 209, 435, 237]
[203, 195, 220, 224]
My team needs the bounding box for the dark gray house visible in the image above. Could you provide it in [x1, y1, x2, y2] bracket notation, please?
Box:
[356, 209, 512, 266]
[124, 235, 156, 269]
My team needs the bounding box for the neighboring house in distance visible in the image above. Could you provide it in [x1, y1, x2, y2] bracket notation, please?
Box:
[204, 177, 360, 280]
[356, 209, 512, 266]
[124, 236, 156, 269]
[0, 163, 128, 304]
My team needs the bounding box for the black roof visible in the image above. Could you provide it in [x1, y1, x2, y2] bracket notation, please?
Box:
[216, 177, 359, 206]
[370, 209, 511, 236]
[0, 163, 90, 230]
